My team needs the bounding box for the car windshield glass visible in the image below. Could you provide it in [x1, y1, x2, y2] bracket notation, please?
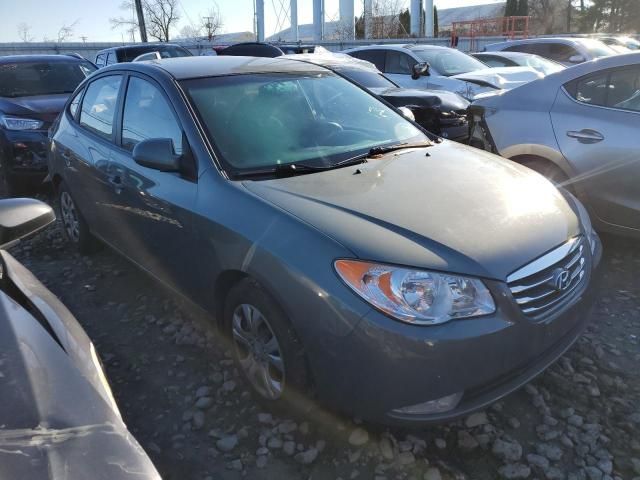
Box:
[525, 55, 565, 75]
[183, 72, 425, 175]
[579, 39, 616, 58]
[338, 69, 396, 88]
[412, 49, 487, 76]
[0, 61, 96, 98]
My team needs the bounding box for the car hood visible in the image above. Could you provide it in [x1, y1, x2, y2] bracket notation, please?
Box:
[370, 87, 469, 111]
[244, 142, 580, 281]
[453, 66, 543, 90]
[0, 252, 160, 480]
[0, 94, 69, 123]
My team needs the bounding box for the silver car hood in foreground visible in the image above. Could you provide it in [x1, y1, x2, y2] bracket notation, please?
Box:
[452, 66, 544, 90]
[245, 142, 580, 281]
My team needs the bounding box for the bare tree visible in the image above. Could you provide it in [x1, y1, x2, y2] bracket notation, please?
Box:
[111, 0, 180, 42]
[201, 3, 223, 41]
[17, 22, 34, 42]
[145, 0, 181, 41]
[57, 19, 80, 43]
[179, 24, 202, 40]
[370, 0, 404, 38]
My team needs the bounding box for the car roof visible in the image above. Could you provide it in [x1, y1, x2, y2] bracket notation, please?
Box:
[474, 51, 531, 58]
[100, 55, 328, 80]
[98, 43, 184, 53]
[344, 44, 454, 53]
[0, 54, 87, 64]
[287, 53, 379, 72]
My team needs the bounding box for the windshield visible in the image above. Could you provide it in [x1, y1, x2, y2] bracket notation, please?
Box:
[412, 48, 487, 76]
[183, 73, 425, 176]
[338, 69, 397, 89]
[578, 39, 617, 58]
[0, 61, 95, 98]
[525, 55, 565, 75]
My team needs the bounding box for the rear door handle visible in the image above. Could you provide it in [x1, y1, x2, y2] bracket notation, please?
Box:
[109, 174, 123, 193]
[566, 129, 604, 144]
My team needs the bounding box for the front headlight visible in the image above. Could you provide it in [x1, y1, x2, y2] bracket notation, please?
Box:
[335, 260, 495, 325]
[0, 115, 44, 131]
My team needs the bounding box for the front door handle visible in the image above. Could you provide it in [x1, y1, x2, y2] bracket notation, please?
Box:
[566, 129, 604, 144]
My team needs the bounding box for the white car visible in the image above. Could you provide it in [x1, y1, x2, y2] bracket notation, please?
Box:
[343, 44, 543, 100]
[483, 37, 616, 66]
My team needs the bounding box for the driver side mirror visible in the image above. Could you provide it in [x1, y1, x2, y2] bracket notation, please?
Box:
[411, 62, 431, 80]
[133, 138, 181, 172]
[0, 198, 55, 248]
[568, 54, 585, 64]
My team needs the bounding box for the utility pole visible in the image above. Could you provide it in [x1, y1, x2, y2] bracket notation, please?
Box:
[134, 0, 148, 42]
[80, 36, 87, 43]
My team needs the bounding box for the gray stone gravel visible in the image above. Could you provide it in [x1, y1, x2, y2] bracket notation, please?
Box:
[12, 205, 640, 480]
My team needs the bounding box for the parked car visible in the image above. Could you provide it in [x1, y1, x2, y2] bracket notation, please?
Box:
[291, 53, 470, 141]
[600, 36, 640, 51]
[0, 54, 96, 195]
[343, 44, 543, 100]
[0, 198, 160, 479]
[217, 42, 285, 57]
[95, 44, 192, 68]
[484, 37, 616, 66]
[49, 56, 600, 425]
[472, 51, 565, 75]
[469, 52, 640, 237]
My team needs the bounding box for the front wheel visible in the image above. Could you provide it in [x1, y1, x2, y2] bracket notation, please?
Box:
[57, 181, 100, 253]
[224, 279, 313, 411]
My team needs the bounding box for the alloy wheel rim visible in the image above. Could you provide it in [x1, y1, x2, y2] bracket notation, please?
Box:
[60, 191, 80, 242]
[232, 304, 285, 400]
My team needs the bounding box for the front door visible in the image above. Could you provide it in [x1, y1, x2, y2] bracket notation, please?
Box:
[551, 65, 640, 230]
[108, 74, 198, 295]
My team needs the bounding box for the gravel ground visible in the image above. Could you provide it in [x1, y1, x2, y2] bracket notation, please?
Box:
[10, 206, 640, 480]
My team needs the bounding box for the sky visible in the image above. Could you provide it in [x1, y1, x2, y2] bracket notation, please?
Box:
[0, 0, 504, 42]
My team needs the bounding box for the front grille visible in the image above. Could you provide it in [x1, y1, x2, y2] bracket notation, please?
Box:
[507, 236, 588, 319]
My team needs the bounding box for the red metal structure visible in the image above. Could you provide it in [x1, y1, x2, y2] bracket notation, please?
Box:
[451, 16, 530, 51]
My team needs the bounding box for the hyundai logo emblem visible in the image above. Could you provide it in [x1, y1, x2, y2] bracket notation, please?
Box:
[552, 268, 571, 291]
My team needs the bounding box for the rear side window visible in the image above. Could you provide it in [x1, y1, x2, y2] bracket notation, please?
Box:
[504, 44, 532, 54]
[566, 66, 640, 112]
[79, 75, 122, 139]
[95, 54, 106, 68]
[348, 50, 385, 71]
[385, 51, 416, 75]
[479, 56, 514, 68]
[106, 52, 117, 65]
[122, 77, 182, 153]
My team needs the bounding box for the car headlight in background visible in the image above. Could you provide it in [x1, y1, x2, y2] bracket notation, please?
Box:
[0, 115, 44, 131]
[335, 260, 495, 325]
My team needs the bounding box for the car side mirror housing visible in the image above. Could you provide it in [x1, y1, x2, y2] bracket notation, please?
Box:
[0, 198, 55, 248]
[133, 138, 181, 172]
[412, 62, 431, 80]
[568, 55, 585, 64]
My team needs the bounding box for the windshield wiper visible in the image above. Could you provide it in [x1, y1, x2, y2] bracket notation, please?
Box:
[274, 156, 368, 178]
[367, 140, 433, 156]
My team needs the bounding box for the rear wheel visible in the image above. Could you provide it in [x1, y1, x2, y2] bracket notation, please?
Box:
[57, 181, 100, 253]
[518, 156, 571, 188]
[224, 279, 313, 413]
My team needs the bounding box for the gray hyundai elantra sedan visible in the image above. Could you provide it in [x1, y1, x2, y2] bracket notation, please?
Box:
[48, 56, 601, 425]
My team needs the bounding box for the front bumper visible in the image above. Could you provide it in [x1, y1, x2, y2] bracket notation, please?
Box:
[310, 236, 602, 426]
[0, 129, 50, 180]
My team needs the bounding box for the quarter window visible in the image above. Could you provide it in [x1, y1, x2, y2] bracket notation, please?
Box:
[121, 77, 182, 153]
[68, 88, 83, 118]
[95, 54, 106, 68]
[79, 75, 122, 139]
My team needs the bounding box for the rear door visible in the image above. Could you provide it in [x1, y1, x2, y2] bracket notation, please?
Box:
[68, 74, 124, 243]
[551, 65, 640, 230]
[108, 74, 198, 293]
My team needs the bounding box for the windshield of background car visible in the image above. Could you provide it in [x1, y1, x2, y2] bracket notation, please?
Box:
[339, 69, 397, 89]
[0, 61, 96, 98]
[412, 49, 487, 76]
[182, 72, 425, 175]
[579, 39, 617, 58]
[526, 55, 565, 75]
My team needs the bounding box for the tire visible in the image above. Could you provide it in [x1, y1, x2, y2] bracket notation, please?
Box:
[57, 181, 100, 253]
[223, 278, 313, 414]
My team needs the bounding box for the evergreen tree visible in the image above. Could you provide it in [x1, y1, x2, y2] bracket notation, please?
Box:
[434, 5, 439, 36]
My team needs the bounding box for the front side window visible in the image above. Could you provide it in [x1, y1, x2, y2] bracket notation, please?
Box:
[567, 66, 640, 112]
[79, 75, 122, 139]
[412, 48, 486, 76]
[547, 43, 578, 62]
[183, 73, 425, 175]
[106, 52, 117, 65]
[385, 51, 416, 75]
[122, 77, 182, 153]
[0, 61, 96, 98]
